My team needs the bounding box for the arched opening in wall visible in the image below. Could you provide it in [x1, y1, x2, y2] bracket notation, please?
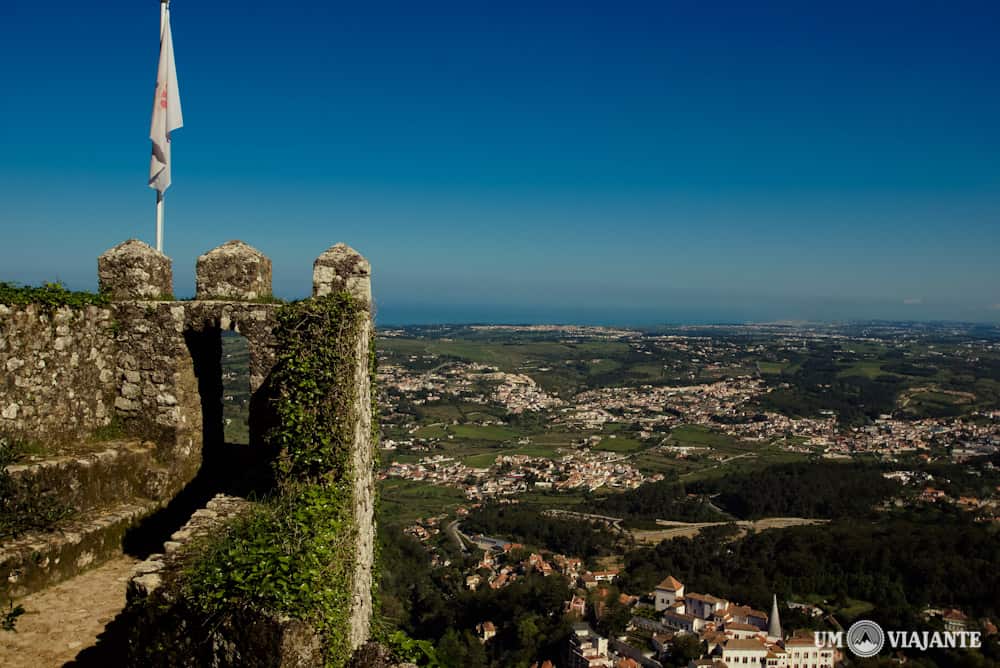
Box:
[221, 331, 251, 445]
[123, 318, 275, 560]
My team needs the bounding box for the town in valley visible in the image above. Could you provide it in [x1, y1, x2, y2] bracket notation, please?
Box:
[345, 321, 1000, 667]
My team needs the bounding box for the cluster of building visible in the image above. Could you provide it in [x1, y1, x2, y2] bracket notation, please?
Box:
[484, 370, 565, 413]
[565, 380, 1000, 460]
[565, 379, 764, 431]
[882, 465, 1000, 521]
[449, 521, 838, 668]
[467, 325, 641, 339]
[382, 450, 659, 499]
[401, 512, 457, 568]
[919, 484, 999, 521]
[376, 327, 1000, 667]
[379, 339, 999, 522]
[379, 359, 563, 414]
[379, 330, 1000, 470]
[460, 539, 619, 594]
[554, 576, 837, 668]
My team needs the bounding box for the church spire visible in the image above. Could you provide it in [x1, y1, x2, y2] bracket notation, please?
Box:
[768, 594, 783, 640]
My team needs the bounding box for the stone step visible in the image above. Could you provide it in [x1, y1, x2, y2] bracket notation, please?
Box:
[0, 499, 159, 599]
[6, 439, 171, 514]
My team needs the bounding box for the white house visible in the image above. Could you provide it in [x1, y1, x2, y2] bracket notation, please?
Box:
[567, 623, 613, 668]
[655, 575, 685, 611]
[720, 638, 769, 666]
[724, 622, 765, 640]
[784, 636, 835, 668]
[685, 592, 729, 619]
[663, 610, 706, 634]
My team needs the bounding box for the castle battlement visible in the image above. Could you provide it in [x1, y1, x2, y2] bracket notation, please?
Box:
[0, 240, 377, 667]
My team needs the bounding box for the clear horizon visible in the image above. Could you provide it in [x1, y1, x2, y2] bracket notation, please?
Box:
[1, 1, 998, 323]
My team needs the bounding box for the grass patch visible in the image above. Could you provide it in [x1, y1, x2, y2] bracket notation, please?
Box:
[528, 431, 586, 446]
[517, 488, 596, 509]
[630, 362, 668, 379]
[631, 452, 700, 476]
[757, 361, 788, 375]
[682, 450, 810, 483]
[414, 403, 465, 422]
[838, 598, 875, 619]
[463, 452, 499, 468]
[413, 424, 447, 439]
[593, 437, 644, 453]
[450, 424, 521, 441]
[587, 359, 622, 374]
[379, 479, 467, 526]
[798, 593, 874, 620]
[387, 452, 421, 464]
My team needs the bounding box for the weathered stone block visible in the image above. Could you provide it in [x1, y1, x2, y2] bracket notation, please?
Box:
[313, 243, 371, 304]
[98, 239, 173, 300]
[196, 240, 272, 301]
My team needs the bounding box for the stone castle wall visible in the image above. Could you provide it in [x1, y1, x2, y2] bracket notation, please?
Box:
[1, 237, 377, 665]
[0, 303, 117, 444]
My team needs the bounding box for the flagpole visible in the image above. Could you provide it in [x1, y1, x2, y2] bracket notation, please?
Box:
[156, 194, 164, 252]
[155, 0, 167, 253]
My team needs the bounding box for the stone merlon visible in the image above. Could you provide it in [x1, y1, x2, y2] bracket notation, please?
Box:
[196, 240, 272, 301]
[98, 239, 173, 300]
[313, 243, 372, 304]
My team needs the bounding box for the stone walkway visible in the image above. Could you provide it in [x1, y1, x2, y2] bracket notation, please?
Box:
[0, 556, 138, 667]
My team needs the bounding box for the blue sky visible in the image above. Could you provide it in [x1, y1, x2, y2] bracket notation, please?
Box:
[1, 1, 998, 324]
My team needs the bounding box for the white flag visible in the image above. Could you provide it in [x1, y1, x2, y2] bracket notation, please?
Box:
[149, 8, 183, 194]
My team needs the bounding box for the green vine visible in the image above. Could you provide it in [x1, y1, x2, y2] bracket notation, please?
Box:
[386, 630, 442, 666]
[0, 282, 109, 309]
[271, 293, 367, 485]
[181, 292, 373, 667]
[183, 482, 355, 660]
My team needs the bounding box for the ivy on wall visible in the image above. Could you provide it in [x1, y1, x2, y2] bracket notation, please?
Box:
[180, 292, 371, 667]
[0, 282, 109, 308]
[182, 483, 356, 659]
[270, 293, 367, 483]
